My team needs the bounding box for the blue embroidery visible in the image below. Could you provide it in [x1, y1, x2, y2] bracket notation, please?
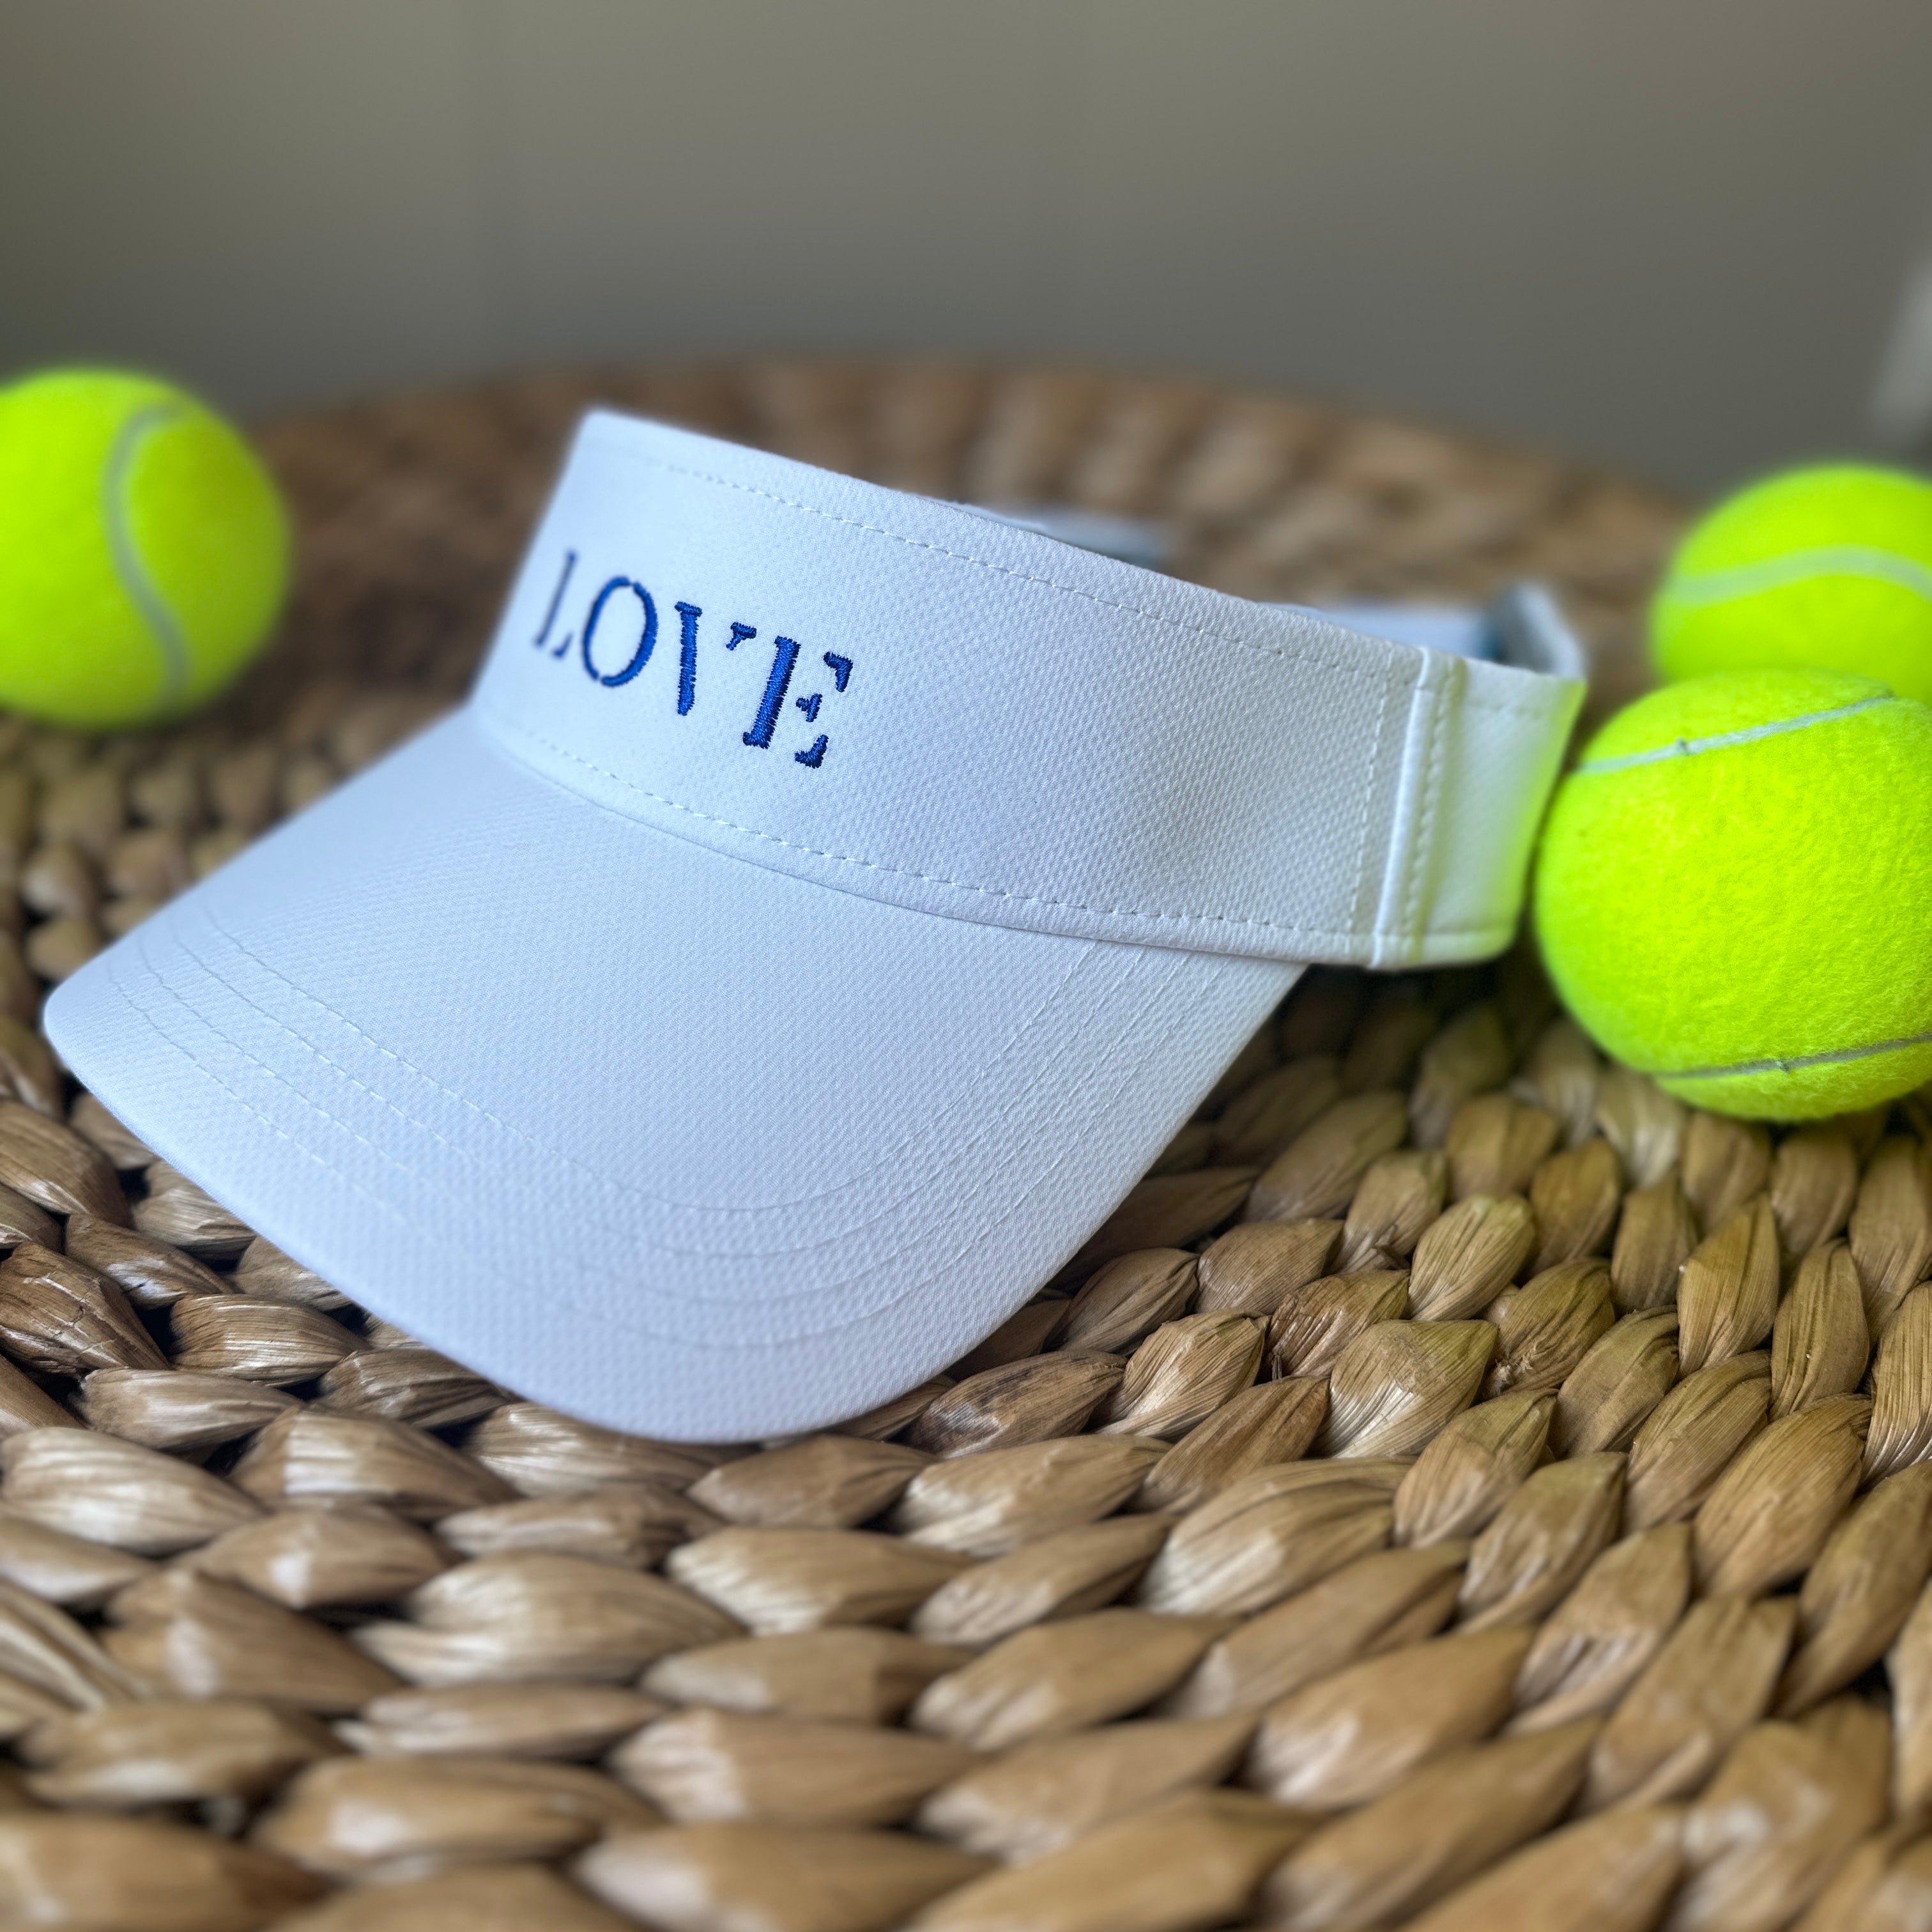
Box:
[804, 656, 850, 765]
[533, 550, 577, 656]
[542, 569, 846, 765]
[674, 602, 702, 716]
[744, 636, 801, 749]
[581, 576, 658, 687]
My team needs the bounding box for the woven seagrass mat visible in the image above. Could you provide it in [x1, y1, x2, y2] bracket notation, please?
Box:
[1, 358, 1916, 1932]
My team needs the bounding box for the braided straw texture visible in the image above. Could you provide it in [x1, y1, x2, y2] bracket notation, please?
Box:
[15, 359, 1915, 1932]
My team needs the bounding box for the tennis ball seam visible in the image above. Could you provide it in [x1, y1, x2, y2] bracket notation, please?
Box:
[1661, 543, 1932, 610]
[102, 401, 194, 712]
[1649, 1024, 1932, 1083]
[1571, 692, 1899, 776]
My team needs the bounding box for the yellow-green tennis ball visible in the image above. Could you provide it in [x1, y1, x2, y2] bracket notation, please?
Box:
[1534, 666, 1932, 1120]
[0, 367, 289, 730]
[1652, 463, 1932, 703]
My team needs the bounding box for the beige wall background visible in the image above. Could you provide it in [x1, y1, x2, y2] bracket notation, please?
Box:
[4, 0, 1932, 493]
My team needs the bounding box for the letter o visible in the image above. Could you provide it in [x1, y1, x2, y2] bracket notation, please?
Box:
[581, 576, 658, 687]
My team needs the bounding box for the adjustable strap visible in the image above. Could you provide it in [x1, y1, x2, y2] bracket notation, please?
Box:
[472, 413, 1584, 967]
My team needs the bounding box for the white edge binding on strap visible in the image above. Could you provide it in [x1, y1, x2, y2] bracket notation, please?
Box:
[1369, 583, 1584, 968]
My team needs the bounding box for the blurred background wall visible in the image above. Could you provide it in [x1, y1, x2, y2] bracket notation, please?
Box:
[5, 0, 1932, 494]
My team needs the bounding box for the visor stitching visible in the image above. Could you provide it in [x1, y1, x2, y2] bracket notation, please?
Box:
[480, 702, 1518, 949]
[102, 928, 1225, 1344]
[180, 894, 1119, 1235]
[611, 443, 1565, 720]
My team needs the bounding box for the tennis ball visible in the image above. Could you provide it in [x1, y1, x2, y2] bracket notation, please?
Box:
[1534, 666, 1932, 1120]
[1652, 463, 1932, 703]
[0, 367, 289, 730]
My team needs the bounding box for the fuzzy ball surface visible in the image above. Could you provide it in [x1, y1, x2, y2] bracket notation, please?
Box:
[0, 368, 289, 729]
[1651, 463, 1932, 704]
[1534, 667, 1932, 1119]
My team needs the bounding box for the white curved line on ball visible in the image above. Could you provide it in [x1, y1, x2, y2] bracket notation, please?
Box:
[1664, 544, 1932, 608]
[1655, 1029, 1932, 1082]
[1572, 694, 1897, 776]
[103, 402, 193, 712]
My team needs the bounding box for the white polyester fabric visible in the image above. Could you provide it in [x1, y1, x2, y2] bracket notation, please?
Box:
[47, 412, 1584, 1439]
[477, 416, 1577, 969]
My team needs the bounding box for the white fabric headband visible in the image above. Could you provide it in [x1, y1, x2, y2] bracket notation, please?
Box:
[477, 413, 1584, 970]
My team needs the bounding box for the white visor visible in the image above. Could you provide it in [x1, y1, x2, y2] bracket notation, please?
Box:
[47, 413, 1583, 1441]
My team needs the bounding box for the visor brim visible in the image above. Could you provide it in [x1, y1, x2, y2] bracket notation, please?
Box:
[47, 711, 1294, 1439]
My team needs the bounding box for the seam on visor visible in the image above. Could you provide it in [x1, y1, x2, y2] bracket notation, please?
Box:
[1346, 659, 1397, 947]
[102, 927, 1226, 1349]
[181, 894, 1119, 1239]
[612, 444, 1565, 721]
[149, 900, 1183, 1275]
[479, 702, 1517, 951]
[1406, 667, 1453, 940]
